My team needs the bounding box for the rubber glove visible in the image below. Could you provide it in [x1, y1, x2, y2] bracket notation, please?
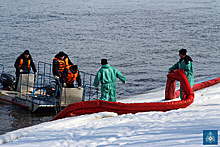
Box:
[54, 75, 59, 80]
[63, 83, 66, 87]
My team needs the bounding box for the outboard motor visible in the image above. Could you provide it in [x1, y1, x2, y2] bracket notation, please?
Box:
[0, 73, 16, 91]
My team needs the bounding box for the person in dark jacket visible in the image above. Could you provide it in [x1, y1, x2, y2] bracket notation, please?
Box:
[53, 51, 73, 78]
[14, 50, 37, 90]
[60, 65, 82, 89]
[52, 51, 73, 98]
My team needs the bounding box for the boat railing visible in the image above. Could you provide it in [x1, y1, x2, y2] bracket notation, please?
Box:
[36, 62, 100, 101]
[1, 62, 100, 106]
[37, 61, 53, 88]
[83, 84, 99, 101]
[15, 71, 55, 106]
[32, 73, 58, 105]
[80, 71, 100, 101]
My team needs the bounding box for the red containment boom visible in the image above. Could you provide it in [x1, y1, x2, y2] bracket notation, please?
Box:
[52, 69, 220, 121]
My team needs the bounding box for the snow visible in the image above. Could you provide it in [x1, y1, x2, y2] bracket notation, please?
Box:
[0, 83, 220, 146]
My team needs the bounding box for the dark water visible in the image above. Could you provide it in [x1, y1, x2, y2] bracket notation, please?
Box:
[0, 0, 219, 135]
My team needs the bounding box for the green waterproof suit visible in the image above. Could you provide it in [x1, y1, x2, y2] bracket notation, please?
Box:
[169, 55, 194, 99]
[93, 64, 126, 102]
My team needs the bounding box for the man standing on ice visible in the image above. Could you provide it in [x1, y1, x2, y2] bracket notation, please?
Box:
[168, 49, 194, 99]
[93, 59, 126, 102]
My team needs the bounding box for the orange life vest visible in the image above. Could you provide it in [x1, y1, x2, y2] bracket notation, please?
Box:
[53, 58, 70, 74]
[19, 59, 31, 70]
[65, 69, 79, 85]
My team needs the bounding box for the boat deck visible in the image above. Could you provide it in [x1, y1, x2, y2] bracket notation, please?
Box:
[0, 89, 59, 112]
[1, 89, 55, 105]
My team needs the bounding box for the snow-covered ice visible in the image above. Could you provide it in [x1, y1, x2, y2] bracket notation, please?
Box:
[0, 83, 219, 146]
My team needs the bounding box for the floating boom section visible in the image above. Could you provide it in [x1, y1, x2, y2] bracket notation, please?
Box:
[165, 72, 220, 100]
[192, 77, 220, 91]
[165, 69, 194, 100]
[52, 70, 220, 121]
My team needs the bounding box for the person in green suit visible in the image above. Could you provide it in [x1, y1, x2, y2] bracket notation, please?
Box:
[93, 59, 126, 102]
[168, 49, 194, 99]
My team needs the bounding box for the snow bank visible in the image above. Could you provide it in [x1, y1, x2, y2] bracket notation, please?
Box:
[0, 83, 219, 146]
[0, 132, 27, 144]
[0, 112, 118, 145]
